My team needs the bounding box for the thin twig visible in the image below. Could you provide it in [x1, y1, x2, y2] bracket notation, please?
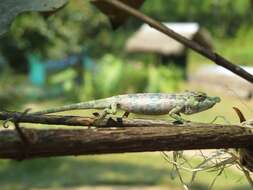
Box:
[0, 110, 178, 127]
[208, 166, 225, 190]
[189, 150, 228, 186]
[240, 164, 253, 188]
[162, 152, 203, 173]
[228, 151, 253, 188]
[172, 151, 190, 190]
[0, 110, 240, 129]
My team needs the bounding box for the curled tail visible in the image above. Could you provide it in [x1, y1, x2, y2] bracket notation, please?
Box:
[32, 97, 115, 115]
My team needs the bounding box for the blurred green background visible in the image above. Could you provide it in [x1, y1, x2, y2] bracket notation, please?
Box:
[1, 0, 253, 189]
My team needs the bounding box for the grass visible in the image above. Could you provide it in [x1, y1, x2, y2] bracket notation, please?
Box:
[0, 153, 173, 189]
[0, 152, 251, 190]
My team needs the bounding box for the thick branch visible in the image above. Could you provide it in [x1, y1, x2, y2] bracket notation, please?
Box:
[1, 111, 252, 160]
[0, 123, 252, 160]
[101, 0, 253, 83]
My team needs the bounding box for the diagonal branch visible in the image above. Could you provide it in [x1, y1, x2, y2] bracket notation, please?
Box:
[100, 0, 253, 83]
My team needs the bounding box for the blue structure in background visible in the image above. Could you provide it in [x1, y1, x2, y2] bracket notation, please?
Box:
[28, 53, 95, 87]
[28, 54, 45, 86]
[25, 52, 95, 99]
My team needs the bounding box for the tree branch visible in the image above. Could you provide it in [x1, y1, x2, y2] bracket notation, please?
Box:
[0, 123, 252, 160]
[100, 0, 253, 83]
[0, 111, 253, 160]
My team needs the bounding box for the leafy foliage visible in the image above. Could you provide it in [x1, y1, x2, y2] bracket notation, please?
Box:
[0, 0, 252, 72]
[143, 0, 252, 36]
[80, 54, 148, 100]
[0, 0, 68, 36]
[0, 1, 110, 72]
[146, 64, 183, 93]
[79, 54, 182, 100]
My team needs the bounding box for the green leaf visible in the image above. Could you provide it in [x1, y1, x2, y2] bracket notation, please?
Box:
[0, 0, 68, 36]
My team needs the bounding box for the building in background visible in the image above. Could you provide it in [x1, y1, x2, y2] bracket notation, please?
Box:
[125, 23, 213, 79]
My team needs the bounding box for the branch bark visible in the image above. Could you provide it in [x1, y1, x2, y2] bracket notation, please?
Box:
[100, 0, 253, 83]
[0, 123, 252, 160]
[0, 111, 253, 160]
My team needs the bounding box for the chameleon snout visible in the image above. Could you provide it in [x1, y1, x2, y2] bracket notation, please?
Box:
[212, 96, 221, 103]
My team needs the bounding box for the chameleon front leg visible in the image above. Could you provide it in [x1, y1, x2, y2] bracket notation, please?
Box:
[168, 105, 185, 123]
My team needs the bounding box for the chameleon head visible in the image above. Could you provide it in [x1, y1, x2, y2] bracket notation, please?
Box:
[183, 91, 221, 114]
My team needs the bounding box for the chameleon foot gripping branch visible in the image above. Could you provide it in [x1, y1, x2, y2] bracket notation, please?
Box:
[31, 91, 221, 123]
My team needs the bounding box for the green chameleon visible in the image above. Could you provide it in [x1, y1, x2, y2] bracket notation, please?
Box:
[32, 91, 221, 122]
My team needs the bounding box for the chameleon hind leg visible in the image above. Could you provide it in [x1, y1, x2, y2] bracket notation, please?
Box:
[97, 102, 118, 119]
[122, 111, 130, 118]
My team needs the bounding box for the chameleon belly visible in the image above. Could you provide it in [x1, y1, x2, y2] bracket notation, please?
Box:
[116, 94, 176, 115]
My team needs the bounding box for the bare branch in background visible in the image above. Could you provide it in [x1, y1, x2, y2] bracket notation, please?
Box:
[99, 0, 253, 83]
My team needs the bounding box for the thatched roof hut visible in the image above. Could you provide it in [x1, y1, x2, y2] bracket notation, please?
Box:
[125, 23, 213, 55]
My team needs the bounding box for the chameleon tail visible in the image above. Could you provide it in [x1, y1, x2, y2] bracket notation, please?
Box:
[32, 102, 93, 115]
[32, 98, 114, 115]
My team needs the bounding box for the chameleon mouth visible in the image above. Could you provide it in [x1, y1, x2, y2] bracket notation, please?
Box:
[208, 96, 220, 103]
[198, 96, 220, 112]
[213, 96, 221, 103]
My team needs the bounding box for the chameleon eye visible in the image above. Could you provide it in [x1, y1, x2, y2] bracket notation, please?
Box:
[196, 92, 206, 96]
[195, 94, 206, 101]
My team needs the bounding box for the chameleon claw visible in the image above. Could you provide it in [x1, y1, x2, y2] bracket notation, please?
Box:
[95, 103, 118, 120]
[93, 109, 110, 125]
[92, 112, 100, 117]
[172, 118, 190, 125]
[122, 111, 130, 118]
[172, 116, 190, 125]
[173, 120, 184, 125]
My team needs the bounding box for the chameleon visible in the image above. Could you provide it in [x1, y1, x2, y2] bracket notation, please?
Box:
[32, 91, 221, 122]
